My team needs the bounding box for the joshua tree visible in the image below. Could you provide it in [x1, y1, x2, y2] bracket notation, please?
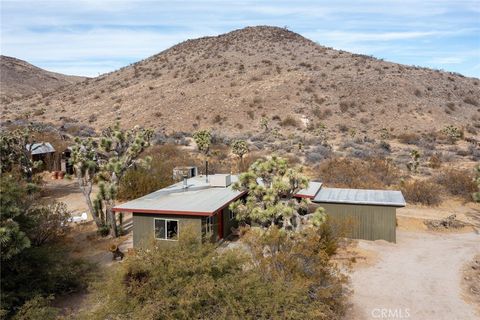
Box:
[96, 124, 153, 237]
[231, 140, 249, 173]
[473, 165, 480, 203]
[314, 123, 329, 146]
[442, 125, 463, 144]
[230, 156, 326, 232]
[193, 130, 212, 181]
[379, 128, 390, 140]
[349, 128, 357, 139]
[0, 127, 43, 182]
[71, 124, 153, 236]
[260, 117, 269, 132]
[70, 138, 102, 228]
[406, 149, 421, 173]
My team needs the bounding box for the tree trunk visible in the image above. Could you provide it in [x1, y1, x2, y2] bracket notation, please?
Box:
[107, 206, 118, 237]
[79, 180, 103, 228]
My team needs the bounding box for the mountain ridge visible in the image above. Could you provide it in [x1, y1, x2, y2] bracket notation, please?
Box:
[1, 26, 479, 139]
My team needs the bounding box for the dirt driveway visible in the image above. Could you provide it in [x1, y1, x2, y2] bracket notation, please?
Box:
[348, 230, 479, 320]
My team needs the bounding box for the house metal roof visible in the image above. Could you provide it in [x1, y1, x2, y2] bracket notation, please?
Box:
[313, 187, 406, 207]
[26, 142, 55, 155]
[295, 181, 323, 199]
[113, 175, 244, 216]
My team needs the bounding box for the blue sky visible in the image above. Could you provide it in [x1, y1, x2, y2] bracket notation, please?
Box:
[1, 0, 479, 77]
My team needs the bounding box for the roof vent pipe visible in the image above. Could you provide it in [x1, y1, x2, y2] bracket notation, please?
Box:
[183, 175, 188, 189]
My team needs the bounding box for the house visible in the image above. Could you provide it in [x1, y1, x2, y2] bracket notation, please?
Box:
[114, 169, 405, 247]
[26, 142, 57, 171]
[113, 173, 245, 247]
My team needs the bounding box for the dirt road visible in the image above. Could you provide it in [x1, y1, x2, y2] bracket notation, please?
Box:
[348, 230, 479, 320]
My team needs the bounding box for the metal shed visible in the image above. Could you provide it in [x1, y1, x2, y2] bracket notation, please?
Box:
[313, 188, 406, 243]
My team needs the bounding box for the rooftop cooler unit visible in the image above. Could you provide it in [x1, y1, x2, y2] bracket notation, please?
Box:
[209, 174, 232, 187]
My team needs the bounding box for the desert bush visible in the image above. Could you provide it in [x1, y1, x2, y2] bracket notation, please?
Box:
[339, 101, 355, 113]
[468, 144, 480, 160]
[280, 115, 299, 127]
[305, 145, 332, 164]
[397, 132, 420, 145]
[11, 295, 59, 320]
[81, 226, 348, 320]
[435, 169, 477, 201]
[317, 158, 399, 189]
[118, 145, 195, 200]
[463, 96, 479, 106]
[428, 154, 442, 169]
[400, 179, 442, 206]
[337, 124, 348, 133]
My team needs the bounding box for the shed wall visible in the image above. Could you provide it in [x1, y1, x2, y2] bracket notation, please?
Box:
[315, 203, 396, 242]
[133, 213, 202, 248]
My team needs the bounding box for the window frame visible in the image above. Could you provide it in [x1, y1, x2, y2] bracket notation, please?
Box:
[153, 218, 179, 241]
[228, 209, 235, 221]
[204, 216, 213, 235]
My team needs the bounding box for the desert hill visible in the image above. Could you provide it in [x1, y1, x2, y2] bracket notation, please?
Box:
[1, 26, 479, 139]
[0, 55, 86, 102]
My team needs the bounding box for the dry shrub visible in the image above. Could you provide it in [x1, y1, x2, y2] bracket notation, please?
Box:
[435, 169, 476, 201]
[280, 116, 299, 127]
[118, 145, 196, 200]
[397, 132, 420, 145]
[400, 179, 442, 206]
[317, 158, 399, 189]
[428, 154, 442, 169]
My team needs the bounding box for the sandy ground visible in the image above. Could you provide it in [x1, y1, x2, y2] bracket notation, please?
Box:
[41, 177, 98, 217]
[347, 229, 480, 320]
[398, 199, 480, 229]
[42, 178, 133, 314]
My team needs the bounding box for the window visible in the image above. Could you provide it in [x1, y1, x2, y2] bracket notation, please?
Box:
[154, 219, 178, 240]
[229, 209, 235, 220]
[205, 216, 213, 234]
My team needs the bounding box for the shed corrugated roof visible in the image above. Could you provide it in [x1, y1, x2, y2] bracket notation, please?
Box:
[295, 181, 323, 199]
[113, 175, 244, 216]
[26, 142, 55, 155]
[313, 187, 406, 207]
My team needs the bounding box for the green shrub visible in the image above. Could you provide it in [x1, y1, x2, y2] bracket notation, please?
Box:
[81, 226, 348, 320]
[12, 296, 59, 320]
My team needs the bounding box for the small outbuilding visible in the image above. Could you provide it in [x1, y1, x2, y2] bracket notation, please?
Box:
[312, 187, 406, 243]
[26, 142, 57, 171]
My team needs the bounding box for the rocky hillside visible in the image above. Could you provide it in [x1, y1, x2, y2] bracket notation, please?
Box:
[1, 26, 479, 139]
[0, 55, 85, 102]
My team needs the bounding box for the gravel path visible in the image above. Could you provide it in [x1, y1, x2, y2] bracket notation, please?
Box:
[349, 230, 480, 320]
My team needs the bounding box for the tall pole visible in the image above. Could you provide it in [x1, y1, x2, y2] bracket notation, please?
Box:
[205, 159, 209, 182]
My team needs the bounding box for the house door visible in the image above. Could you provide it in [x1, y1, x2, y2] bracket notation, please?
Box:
[217, 210, 223, 240]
